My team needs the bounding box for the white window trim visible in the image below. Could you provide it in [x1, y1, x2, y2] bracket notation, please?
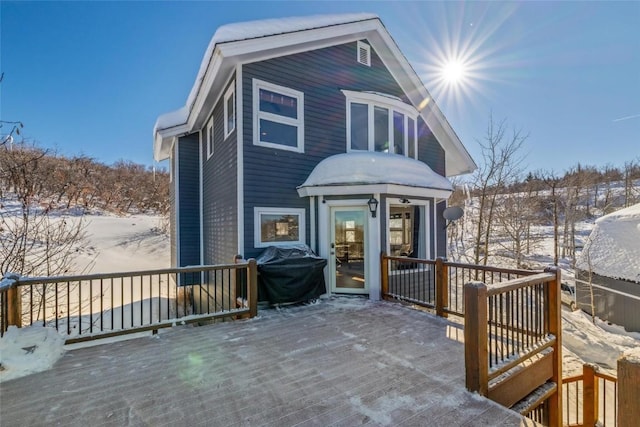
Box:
[253, 78, 304, 153]
[254, 207, 306, 248]
[224, 82, 235, 139]
[357, 40, 371, 66]
[342, 90, 418, 158]
[206, 117, 214, 159]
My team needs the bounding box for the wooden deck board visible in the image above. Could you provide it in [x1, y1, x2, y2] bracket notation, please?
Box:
[0, 297, 531, 426]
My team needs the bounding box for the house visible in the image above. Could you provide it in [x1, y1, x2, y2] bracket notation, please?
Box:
[153, 13, 476, 301]
[575, 203, 640, 331]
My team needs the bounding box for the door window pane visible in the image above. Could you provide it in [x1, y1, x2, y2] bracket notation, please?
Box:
[351, 103, 368, 150]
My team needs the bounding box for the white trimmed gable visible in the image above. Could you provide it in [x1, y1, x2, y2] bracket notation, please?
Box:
[153, 13, 476, 177]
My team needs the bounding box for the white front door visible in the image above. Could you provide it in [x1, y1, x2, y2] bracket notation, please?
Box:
[330, 206, 368, 294]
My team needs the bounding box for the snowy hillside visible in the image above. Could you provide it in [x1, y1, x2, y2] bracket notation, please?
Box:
[73, 213, 169, 274]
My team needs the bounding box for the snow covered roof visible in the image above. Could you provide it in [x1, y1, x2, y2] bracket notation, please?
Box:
[576, 203, 640, 283]
[153, 13, 377, 136]
[153, 13, 476, 177]
[297, 152, 453, 198]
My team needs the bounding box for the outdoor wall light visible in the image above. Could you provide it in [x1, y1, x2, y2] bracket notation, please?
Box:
[399, 198, 410, 204]
[368, 196, 379, 218]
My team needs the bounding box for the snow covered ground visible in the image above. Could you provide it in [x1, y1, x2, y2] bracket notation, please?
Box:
[1, 211, 170, 382]
[72, 212, 169, 274]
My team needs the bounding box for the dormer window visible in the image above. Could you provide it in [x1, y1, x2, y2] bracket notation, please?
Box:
[343, 90, 418, 158]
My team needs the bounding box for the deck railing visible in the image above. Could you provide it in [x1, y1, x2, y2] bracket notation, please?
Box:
[0, 261, 258, 344]
[464, 268, 562, 426]
[562, 364, 618, 427]
[380, 253, 537, 317]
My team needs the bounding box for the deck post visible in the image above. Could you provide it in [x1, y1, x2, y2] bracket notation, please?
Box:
[582, 364, 598, 426]
[7, 285, 22, 329]
[544, 266, 563, 427]
[435, 257, 448, 318]
[380, 252, 389, 300]
[247, 259, 258, 318]
[464, 281, 488, 396]
[545, 266, 562, 426]
[618, 348, 640, 426]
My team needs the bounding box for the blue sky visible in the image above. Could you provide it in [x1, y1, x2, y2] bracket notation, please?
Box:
[1, 1, 638, 175]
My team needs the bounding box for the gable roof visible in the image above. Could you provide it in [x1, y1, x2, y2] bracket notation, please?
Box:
[153, 13, 477, 177]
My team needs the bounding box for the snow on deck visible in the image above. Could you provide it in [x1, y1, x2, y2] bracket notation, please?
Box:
[0, 298, 530, 426]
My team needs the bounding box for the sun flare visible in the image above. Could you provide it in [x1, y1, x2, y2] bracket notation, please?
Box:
[441, 59, 467, 85]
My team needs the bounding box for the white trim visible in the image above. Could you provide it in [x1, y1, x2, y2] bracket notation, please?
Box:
[310, 196, 316, 252]
[224, 82, 236, 138]
[173, 142, 180, 267]
[357, 40, 371, 66]
[206, 117, 214, 159]
[236, 65, 244, 258]
[342, 90, 419, 158]
[253, 207, 306, 248]
[320, 198, 380, 300]
[298, 183, 452, 200]
[252, 78, 304, 153]
[198, 130, 204, 265]
[433, 199, 439, 258]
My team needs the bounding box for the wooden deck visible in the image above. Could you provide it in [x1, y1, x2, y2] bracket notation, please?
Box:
[0, 297, 536, 426]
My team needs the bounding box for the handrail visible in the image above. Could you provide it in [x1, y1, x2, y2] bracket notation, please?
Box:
[486, 272, 556, 296]
[11, 263, 248, 286]
[444, 261, 539, 277]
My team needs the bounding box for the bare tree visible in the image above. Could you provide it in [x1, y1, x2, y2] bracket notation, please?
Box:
[0, 143, 87, 277]
[470, 114, 527, 265]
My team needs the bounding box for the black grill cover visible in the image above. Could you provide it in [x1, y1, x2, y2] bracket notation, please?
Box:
[256, 245, 327, 304]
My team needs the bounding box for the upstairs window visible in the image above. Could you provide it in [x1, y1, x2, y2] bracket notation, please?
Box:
[224, 83, 235, 138]
[206, 117, 214, 159]
[343, 90, 418, 158]
[253, 79, 304, 153]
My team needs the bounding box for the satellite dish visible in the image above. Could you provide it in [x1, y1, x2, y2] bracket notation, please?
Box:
[443, 206, 464, 221]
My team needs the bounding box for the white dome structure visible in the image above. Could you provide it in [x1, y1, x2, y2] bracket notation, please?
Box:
[297, 152, 453, 198]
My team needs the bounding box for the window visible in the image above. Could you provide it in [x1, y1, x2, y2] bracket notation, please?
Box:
[206, 117, 214, 159]
[224, 83, 235, 138]
[388, 205, 427, 258]
[343, 90, 418, 158]
[253, 79, 304, 153]
[254, 207, 306, 248]
[357, 41, 371, 66]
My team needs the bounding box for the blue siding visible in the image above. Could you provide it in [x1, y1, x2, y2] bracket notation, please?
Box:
[202, 77, 238, 265]
[417, 118, 446, 176]
[241, 41, 408, 258]
[177, 133, 201, 267]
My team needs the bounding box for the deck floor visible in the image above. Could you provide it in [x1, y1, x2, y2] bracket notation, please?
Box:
[1, 297, 534, 426]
